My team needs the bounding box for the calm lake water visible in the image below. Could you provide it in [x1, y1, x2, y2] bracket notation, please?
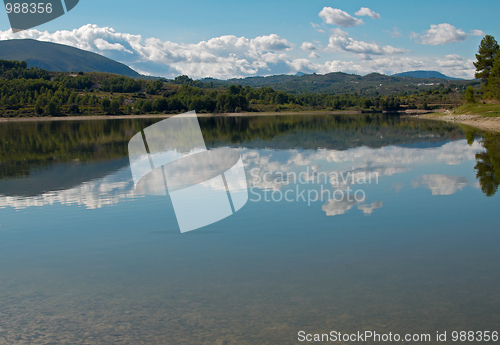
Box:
[0, 114, 499, 344]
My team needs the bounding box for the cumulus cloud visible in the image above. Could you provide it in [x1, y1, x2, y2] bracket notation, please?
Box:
[412, 23, 468, 45]
[94, 38, 133, 54]
[435, 54, 475, 78]
[252, 34, 294, 51]
[0, 24, 478, 79]
[355, 7, 381, 19]
[470, 29, 485, 36]
[300, 42, 317, 51]
[436, 54, 474, 69]
[319, 7, 364, 27]
[309, 52, 320, 59]
[0, 24, 295, 79]
[327, 28, 407, 55]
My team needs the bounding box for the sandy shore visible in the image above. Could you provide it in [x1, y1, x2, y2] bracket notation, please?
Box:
[0, 110, 361, 123]
[417, 111, 500, 133]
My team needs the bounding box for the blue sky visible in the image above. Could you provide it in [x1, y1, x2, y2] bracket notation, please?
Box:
[1, 0, 499, 79]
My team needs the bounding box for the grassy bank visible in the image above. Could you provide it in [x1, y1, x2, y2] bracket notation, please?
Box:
[452, 102, 500, 117]
[418, 102, 500, 133]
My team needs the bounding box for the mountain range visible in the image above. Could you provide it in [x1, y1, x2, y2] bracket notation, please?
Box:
[200, 71, 470, 96]
[0, 39, 473, 95]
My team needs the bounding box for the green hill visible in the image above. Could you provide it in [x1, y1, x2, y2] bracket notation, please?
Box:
[0, 39, 140, 78]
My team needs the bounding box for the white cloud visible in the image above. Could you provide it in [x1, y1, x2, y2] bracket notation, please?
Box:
[94, 38, 133, 54]
[470, 29, 485, 36]
[412, 23, 468, 45]
[355, 7, 381, 19]
[0, 25, 295, 79]
[435, 54, 475, 78]
[309, 52, 320, 59]
[436, 54, 474, 68]
[300, 42, 317, 51]
[251, 34, 294, 51]
[327, 28, 407, 55]
[0, 24, 478, 79]
[319, 7, 364, 27]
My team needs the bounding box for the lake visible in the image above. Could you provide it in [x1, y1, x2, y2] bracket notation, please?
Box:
[0, 114, 499, 344]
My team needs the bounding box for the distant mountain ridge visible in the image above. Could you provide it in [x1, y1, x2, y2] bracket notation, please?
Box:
[0, 39, 140, 77]
[200, 71, 471, 96]
[392, 70, 462, 80]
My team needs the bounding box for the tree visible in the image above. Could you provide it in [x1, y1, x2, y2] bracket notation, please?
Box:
[34, 103, 43, 115]
[487, 54, 500, 99]
[475, 134, 500, 197]
[110, 100, 120, 114]
[172, 75, 194, 85]
[101, 98, 111, 113]
[141, 101, 152, 113]
[475, 151, 499, 197]
[68, 91, 77, 104]
[68, 104, 79, 114]
[465, 129, 476, 146]
[152, 97, 168, 112]
[44, 101, 59, 116]
[228, 84, 243, 95]
[474, 35, 499, 84]
[465, 86, 475, 103]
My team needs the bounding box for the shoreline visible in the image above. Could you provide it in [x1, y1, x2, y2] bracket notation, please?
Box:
[417, 112, 500, 133]
[0, 109, 435, 123]
[0, 110, 361, 123]
[4, 110, 498, 134]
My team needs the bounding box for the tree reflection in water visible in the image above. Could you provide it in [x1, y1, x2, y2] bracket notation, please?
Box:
[467, 128, 500, 197]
